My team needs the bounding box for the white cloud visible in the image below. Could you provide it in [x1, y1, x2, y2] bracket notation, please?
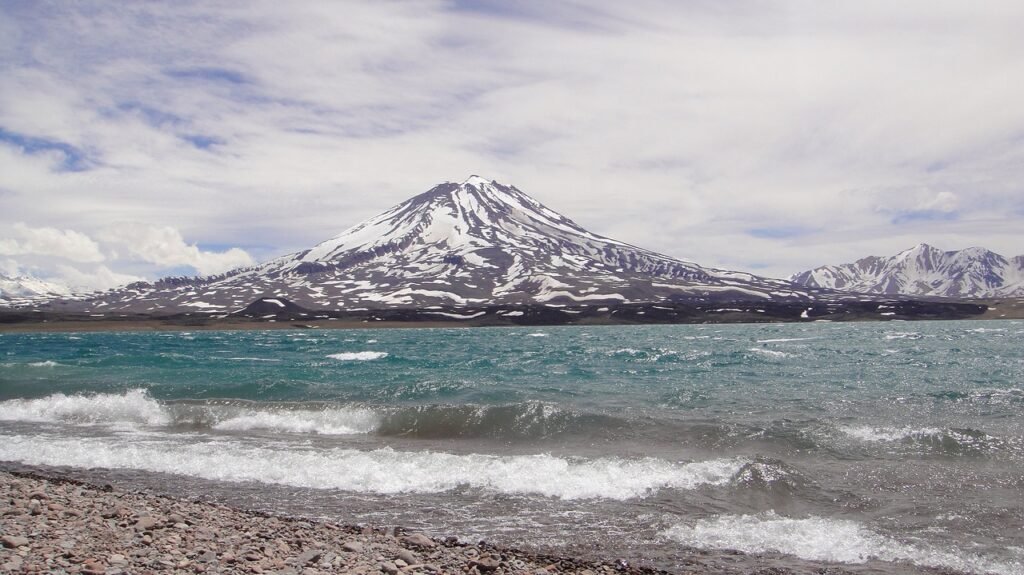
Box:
[0, 223, 105, 262]
[0, 1, 1023, 280]
[98, 224, 254, 276]
[0, 258, 22, 277]
[916, 191, 959, 214]
[0, 222, 253, 290]
[54, 264, 144, 293]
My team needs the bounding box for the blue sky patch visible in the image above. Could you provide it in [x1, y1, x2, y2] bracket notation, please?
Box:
[116, 102, 183, 127]
[181, 134, 223, 150]
[0, 127, 92, 172]
[891, 210, 959, 225]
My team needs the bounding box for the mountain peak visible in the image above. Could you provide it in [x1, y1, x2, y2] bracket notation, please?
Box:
[461, 175, 492, 187]
[791, 244, 1024, 297]
[900, 243, 940, 255]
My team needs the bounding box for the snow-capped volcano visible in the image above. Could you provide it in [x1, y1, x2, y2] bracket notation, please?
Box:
[265, 176, 733, 289]
[790, 244, 1024, 298]
[42, 176, 815, 315]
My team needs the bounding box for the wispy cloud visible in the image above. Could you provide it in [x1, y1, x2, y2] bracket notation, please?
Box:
[1, 0, 1023, 284]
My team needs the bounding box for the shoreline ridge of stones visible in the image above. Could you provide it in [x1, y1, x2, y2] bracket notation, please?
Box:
[1, 470, 674, 575]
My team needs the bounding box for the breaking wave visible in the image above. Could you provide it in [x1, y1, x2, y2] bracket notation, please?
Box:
[376, 402, 629, 440]
[0, 391, 629, 441]
[212, 407, 380, 435]
[0, 433, 744, 500]
[0, 389, 170, 426]
[0, 391, 377, 435]
[839, 425, 1019, 455]
[662, 512, 1021, 575]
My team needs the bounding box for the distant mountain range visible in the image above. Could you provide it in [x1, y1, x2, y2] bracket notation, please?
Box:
[790, 244, 1024, 298]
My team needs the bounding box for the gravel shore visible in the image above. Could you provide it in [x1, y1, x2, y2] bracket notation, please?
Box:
[0, 471, 671, 575]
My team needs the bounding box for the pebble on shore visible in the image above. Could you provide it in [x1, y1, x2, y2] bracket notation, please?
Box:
[0, 471, 669, 575]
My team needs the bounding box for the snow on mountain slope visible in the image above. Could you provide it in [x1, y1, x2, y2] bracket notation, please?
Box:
[0, 273, 72, 307]
[790, 244, 1024, 298]
[40, 176, 817, 314]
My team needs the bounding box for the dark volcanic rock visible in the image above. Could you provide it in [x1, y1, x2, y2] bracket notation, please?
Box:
[231, 297, 313, 320]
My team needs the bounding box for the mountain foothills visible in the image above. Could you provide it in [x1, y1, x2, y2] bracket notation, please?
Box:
[0, 177, 1000, 325]
[791, 244, 1024, 298]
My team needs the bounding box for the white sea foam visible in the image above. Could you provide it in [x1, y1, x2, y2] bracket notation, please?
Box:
[840, 425, 943, 442]
[755, 337, 815, 343]
[527, 332, 548, 337]
[327, 351, 389, 361]
[662, 512, 1021, 575]
[0, 389, 170, 426]
[28, 360, 59, 367]
[839, 425, 1010, 452]
[0, 433, 745, 500]
[213, 408, 379, 435]
[884, 332, 922, 340]
[747, 348, 792, 358]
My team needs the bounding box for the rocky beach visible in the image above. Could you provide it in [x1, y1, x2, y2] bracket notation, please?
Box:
[0, 470, 681, 575]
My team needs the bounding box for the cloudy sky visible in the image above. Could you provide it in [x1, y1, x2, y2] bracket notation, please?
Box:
[2, 0, 1023, 290]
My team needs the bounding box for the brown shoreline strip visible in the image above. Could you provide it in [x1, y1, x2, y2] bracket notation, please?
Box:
[0, 470, 671, 575]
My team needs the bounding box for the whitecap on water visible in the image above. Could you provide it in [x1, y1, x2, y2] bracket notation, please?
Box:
[747, 348, 792, 359]
[884, 332, 922, 340]
[0, 389, 169, 427]
[327, 351, 389, 361]
[662, 512, 1021, 575]
[839, 425, 944, 442]
[212, 407, 379, 435]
